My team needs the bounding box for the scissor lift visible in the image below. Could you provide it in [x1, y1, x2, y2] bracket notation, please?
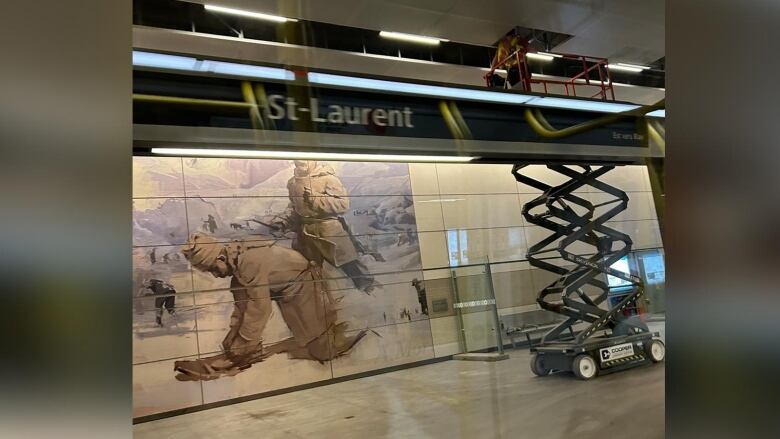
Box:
[512, 164, 665, 380]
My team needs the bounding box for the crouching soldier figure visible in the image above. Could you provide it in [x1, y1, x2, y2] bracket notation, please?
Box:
[175, 232, 366, 381]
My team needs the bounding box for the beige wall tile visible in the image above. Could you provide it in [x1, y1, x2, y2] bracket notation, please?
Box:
[461, 310, 499, 352]
[408, 162, 440, 195]
[441, 194, 524, 229]
[515, 165, 570, 193]
[607, 220, 662, 250]
[133, 357, 203, 418]
[429, 316, 463, 357]
[491, 267, 536, 309]
[201, 353, 333, 404]
[588, 191, 657, 222]
[523, 225, 594, 257]
[445, 227, 528, 267]
[599, 165, 649, 192]
[132, 309, 199, 364]
[436, 163, 517, 195]
[413, 195, 446, 232]
[133, 156, 185, 198]
[331, 320, 435, 378]
[418, 231, 449, 269]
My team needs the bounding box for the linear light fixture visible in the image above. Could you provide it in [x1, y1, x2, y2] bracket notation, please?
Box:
[417, 198, 465, 203]
[481, 67, 508, 74]
[151, 148, 477, 163]
[525, 96, 641, 113]
[379, 31, 447, 45]
[646, 109, 665, 118]
[617, 62, 651, 70]
[606, 64, 643, 73]
[204, 4, 297, 22]
[132, 51, 295, 81]
[526, 53, 555, 61]
[133, 52, 642, 113]
[307, 72, 534, 105]
[538, 52, 563, 58]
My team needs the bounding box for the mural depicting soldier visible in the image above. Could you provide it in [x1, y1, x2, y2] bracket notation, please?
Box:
[411, 278, 429, 316]
[271, 160, 380, 293]
[142, 278, 176, 326]
[202, 214, 218, 233]
[174, 232, 366, 381]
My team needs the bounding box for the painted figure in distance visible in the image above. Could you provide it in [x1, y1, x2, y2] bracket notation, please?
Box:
[175, 232, 366, 381]
[271, 160, 381, 293]
[142, 279, 177, 327]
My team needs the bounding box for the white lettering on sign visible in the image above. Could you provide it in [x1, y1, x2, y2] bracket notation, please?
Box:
[599, 342, 635, 363]
[266, 95, 414, 128]
[612, 131, 645, 141]
[453, 299, 496, 309]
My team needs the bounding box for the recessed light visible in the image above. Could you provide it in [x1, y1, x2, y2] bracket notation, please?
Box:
[379, 31, 447, 45]
[151, 148, 476, 163]
[204, 5, 297, 23]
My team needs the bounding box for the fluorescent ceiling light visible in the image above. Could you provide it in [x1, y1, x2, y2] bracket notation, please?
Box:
[132, 51, 295, 81]
[538, 52, 562, 58]
[646, 109, 665, 118]
[606, 64, 644, 73]
[526, 53, 555, 61]
[151, 148, 476, 163]
[481, 67, 508, 74]
[356, 52, 443, 65]
[526, 96, 641, 113]
[133, 52, 644, 114]
[617, 62, 651, 70]
[417, 198, 465, 203]
[379, 31, 447, 45]
[307, 72, 533, 105]
[204, 4, 296, 22]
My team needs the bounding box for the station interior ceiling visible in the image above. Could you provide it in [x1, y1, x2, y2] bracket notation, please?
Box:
[182, 0, 665, 64]
[135, 1, 664, 103]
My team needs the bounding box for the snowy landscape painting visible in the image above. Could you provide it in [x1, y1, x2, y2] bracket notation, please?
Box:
[132, 156, 433, 417]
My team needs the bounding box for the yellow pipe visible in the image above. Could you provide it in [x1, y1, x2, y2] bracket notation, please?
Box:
[646, 119, 665, 155]
[240, 81, 264, 130]
[447, 101, 472, 140]
[133, 94, 254, 109]
[253, 83, 276, 130]
[439, 101, 464, 139]
[525, 99, 665, 139]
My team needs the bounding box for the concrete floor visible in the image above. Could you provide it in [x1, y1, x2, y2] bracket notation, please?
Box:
[134, 349, 664, 439]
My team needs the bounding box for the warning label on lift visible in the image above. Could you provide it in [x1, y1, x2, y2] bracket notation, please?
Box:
[599, 343, 635, 363]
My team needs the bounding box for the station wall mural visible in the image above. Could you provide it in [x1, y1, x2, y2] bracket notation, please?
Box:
[133, 157, 433, 417]
[133, 158, 664, 418]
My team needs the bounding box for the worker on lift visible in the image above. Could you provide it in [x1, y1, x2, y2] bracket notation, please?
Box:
[489, 32, 530, 89]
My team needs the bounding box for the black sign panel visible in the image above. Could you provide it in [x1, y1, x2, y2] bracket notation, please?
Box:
[133, 71, 645, 148]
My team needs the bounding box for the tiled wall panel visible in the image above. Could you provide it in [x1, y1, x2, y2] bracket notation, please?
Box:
[133, 160, 662, 418]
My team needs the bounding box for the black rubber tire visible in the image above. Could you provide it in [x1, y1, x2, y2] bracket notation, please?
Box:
[572, 354, 598, 380]
[645, 339, 666, 363]
[530, 353, 550, 376]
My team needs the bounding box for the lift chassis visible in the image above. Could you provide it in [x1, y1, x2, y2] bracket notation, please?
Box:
[513, 164, 665, 380]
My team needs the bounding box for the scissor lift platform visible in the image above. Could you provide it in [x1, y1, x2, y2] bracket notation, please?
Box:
[514, 163, 665, 380]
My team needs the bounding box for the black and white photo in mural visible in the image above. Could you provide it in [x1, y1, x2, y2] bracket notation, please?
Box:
[132, 157, 432, 416]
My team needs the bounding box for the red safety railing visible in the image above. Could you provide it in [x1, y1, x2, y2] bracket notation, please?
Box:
[484, 50, 616, 101]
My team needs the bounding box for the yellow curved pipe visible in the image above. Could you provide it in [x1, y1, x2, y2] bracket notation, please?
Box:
[439, 100, 465, 140]
[447, 101, 472, 140]
[133, 94, 254, 108]
[525, 99, 665, 139]
[241, 81, 264, 130]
